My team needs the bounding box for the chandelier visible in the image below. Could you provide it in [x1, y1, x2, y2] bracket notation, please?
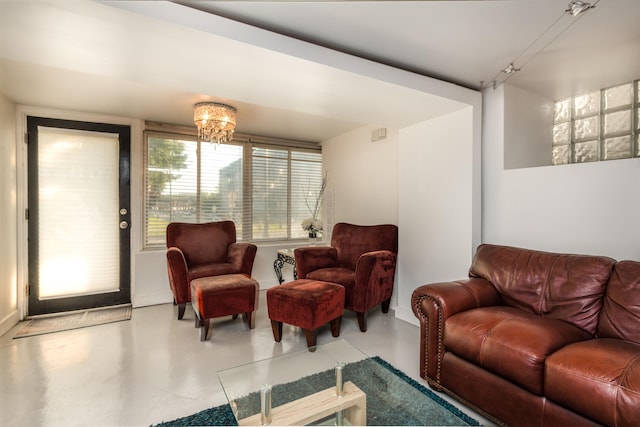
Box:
[193, 102, 237, 144]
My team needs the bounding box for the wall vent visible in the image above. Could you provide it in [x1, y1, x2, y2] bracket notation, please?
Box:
[371, 128, 387, 142]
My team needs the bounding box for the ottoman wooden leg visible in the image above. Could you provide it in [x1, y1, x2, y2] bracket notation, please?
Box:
[200, 318, 211, 341]
[304, 329, 317, 351]
[232, 314, 239, 319]
[330, 316, 342, 337]
[194, 309, 204, 328]
[271, 320, 283, 342]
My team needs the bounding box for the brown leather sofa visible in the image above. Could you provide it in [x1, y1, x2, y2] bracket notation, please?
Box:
[411, 244, 640, 427]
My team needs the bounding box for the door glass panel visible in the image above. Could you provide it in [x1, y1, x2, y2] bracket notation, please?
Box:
[38, 127, 120, 298]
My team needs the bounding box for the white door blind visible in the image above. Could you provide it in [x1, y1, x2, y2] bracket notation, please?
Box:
[37, 127, 120, 298]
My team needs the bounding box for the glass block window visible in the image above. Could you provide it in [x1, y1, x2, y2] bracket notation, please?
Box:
[553, 80, 639, 165]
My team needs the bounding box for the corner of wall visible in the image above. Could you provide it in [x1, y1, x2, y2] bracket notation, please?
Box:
[0, 310, 20, 338]
[0, 93, 19, 330]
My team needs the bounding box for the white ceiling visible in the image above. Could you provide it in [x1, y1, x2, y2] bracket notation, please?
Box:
[1, 0, 638, 142]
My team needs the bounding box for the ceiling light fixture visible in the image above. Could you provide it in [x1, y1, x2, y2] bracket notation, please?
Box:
[482, 0, 599, 90]
[566, 1, 594, 17]
[502, 63, 520, 74]
[193, 102, 237, 144]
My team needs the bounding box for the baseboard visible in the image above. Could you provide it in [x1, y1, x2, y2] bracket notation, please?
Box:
[132, 291, 173, 308]
[0, 309, 20, 338]
[394, 305, 419, 327]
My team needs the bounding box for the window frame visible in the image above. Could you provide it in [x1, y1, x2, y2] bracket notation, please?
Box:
[553, 80, 639, 165]
[142, 122, 322, 249]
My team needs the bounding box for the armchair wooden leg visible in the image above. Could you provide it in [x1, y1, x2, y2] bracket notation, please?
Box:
[232, 314, 239, 319]
[271, 320, 283, 342]
[356, 312, 367, 332]
[304, 329, 317, 351]
[381, 298, 391, 313]
[330, 316, 342, 337]
[243, 312, 255, 329]
[200, 318, 211, 341]
[177, 303, 186, 320]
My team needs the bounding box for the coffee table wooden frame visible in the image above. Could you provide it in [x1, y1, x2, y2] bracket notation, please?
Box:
[238, 381, 366, 426]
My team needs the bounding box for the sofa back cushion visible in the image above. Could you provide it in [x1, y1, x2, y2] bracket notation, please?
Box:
[469, 244, 616, 335]
[597, 260, 640, 344]
[330, 222, 398, 271]
[166, 221, 236, 267]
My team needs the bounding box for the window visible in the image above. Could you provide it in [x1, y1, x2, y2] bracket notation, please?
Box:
[144, 127, 322, 249]
[553, 80, 639, 165]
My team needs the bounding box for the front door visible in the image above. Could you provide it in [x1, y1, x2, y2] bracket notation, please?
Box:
[26, 117, 131, 316]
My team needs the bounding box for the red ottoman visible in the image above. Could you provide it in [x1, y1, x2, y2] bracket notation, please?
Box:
[267, 279, 345, 350]
[190, 274, 259, 341]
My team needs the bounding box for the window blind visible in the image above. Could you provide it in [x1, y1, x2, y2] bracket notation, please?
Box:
[144, 130, 322, 248]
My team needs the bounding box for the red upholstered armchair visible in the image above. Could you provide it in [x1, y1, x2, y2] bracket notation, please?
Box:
[294, 222, 398, 332]
[166, 221, 257, 320]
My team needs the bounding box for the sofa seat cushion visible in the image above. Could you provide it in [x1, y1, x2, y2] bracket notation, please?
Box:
[445, 306, 591, 395]
[545, 338, 640, 427]
[189, 263, 238, 280]
[306, 268, 355, 304]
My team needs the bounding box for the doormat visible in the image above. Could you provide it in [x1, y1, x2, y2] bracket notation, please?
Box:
[13, 305, 132, 338]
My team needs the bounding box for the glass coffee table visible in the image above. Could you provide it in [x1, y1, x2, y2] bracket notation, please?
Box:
[217, 340, 368, 426]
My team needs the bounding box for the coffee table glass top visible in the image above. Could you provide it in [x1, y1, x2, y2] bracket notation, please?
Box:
[217, 339, 367, 423]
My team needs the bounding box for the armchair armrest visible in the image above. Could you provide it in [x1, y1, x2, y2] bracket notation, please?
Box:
[228, 242, 258, 276]
[352, 250, 397, 311]
[411, 278, 501, 385]
[294, 246, 337, 279]
[166, 247, 190, 304]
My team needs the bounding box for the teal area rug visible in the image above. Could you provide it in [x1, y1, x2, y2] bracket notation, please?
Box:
[153, 356, 480, 426]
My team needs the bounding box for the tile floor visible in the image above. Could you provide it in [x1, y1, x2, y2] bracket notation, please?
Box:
[0, 291, 494, 426]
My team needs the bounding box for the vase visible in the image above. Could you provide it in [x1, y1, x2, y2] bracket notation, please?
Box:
[308, 232, 318, 246]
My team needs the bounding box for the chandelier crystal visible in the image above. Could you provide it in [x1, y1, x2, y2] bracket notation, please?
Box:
[193, 102, 237, 144]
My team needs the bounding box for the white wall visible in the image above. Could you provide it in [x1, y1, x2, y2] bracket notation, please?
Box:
[321, 125, 399, 226]
[483, 84, 640, 260]
[0, 94, 19, 336]
[395, 107, 481, 325]
[504, 85, 553, 169]
[321, 109, 482, 327]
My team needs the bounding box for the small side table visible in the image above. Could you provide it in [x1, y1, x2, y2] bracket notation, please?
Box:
[273, 249, 297, 284]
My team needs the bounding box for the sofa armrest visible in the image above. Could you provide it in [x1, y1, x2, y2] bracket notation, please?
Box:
[411, 278, 501, 386]
[166, 247, 190, 304]
[352, 250, 397, 312]
[294, 246, 337, 279]
[228, 242, 258, 276]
